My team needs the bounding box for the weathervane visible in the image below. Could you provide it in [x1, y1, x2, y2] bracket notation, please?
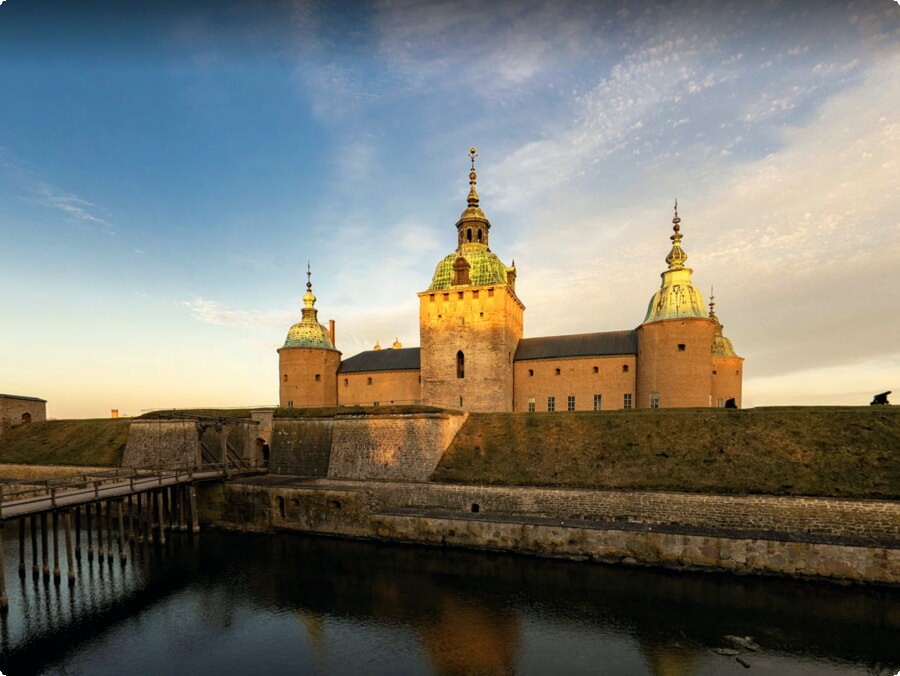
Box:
[469, 146, 478, 170]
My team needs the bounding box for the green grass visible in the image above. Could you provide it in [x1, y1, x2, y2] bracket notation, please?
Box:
[136, 409, 257, 420]
[432, 407, 900, 499]
[0, 419, 131, 466]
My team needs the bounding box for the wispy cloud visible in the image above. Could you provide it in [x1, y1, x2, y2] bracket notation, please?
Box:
[180, 298, 292, 331]
[32, 184, 115, 233]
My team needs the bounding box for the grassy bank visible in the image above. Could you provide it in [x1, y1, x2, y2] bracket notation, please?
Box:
[432, 407, 900, 499]
[0, 419, 130, 466]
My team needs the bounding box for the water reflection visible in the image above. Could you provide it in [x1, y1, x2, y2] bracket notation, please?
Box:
[0, 530, 897, 674]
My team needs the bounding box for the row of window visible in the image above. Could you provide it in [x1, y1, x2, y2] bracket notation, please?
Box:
[526, 364, 630, 376]
[429, 288, 495, 301]
[526, 394, 634, 412]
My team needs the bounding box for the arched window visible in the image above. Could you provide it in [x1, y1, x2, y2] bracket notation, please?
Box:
[477, 228, 483, 242]
[466, 228, 472, 242]
[21, 412, 31, 424]
[457, 350, 465, 379]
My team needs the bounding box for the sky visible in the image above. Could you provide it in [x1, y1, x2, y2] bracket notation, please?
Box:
[0, 0, 898, 418]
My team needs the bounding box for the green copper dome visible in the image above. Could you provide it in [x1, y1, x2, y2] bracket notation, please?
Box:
[643, 203, 709, 324]
[281, 269, 337, 350]
[428, 243, 509, 291]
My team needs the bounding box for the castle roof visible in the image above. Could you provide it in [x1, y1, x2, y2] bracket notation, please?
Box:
[643, 202, 709, 324]
[339, 347, 421, 373]
[428, 245, 509, 290]
[281, 265, 337, 351]
[0, 393, 46, 402]
[515, 330, 637, 361]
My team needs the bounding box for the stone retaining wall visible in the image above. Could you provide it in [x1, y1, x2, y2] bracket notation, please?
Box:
[204, 478, 900, 585]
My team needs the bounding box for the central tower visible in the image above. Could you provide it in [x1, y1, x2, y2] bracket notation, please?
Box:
[418, 148, 524, 411]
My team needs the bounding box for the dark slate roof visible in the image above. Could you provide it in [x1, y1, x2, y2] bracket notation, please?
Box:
[339, 347, 421, 373]
[0, 393, 47, 402]
[515, 330, 637, 361]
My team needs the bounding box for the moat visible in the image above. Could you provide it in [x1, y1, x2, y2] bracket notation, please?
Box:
[0, 530, 898, 675]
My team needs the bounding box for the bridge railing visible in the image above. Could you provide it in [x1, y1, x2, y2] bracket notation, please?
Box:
[0, 456, 266, 518]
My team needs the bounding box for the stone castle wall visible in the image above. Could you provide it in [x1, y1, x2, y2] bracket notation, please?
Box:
[270, 419, 334, 477]
[338, 370, 422, 407]
[0, 397, 47, 435]
[327, 413, 468, 482]
[279, 347, 340, 408]
[123, 419, 257, 469]
[636, 318, 716, 408]
[208, 478, 900, 585]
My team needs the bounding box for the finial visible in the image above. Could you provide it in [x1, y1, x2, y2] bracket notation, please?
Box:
[665, 201, 688, 270]
[709, 286, 716, 317]
[466, 147, 480, 207]
[306, 261, 312, 291]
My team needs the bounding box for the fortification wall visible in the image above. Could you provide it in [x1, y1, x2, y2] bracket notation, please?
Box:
[206, 478, 900, 585]
[270, 419, 334, 477]
[122, 420, 198, 468]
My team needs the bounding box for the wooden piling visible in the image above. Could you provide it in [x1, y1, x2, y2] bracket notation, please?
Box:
[30, 515, 39, 577]
[145, 493, 154, 544]
[74, 506, 82, 560]
[40, 512, 49, 580]
[86, 503, 94, 560]
[96, 501, 105, 561]
[189, 485, 200, 534]
[127, 495, 135, 543]
[18, 518, 25, 578]
[162, 489, 170, 532]
[64, 511, 75, 581]
[136, 493, 144, 543]
[179, 486, 188, 532]
[106, 501, 115, 562]
[52, 511, 61, 582]
[117, 501, 127, 564]
[157, 490, 166, 545]
[0, 524, 8, 612]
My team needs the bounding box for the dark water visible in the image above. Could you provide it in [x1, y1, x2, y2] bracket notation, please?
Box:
[0, 530, 898, 675]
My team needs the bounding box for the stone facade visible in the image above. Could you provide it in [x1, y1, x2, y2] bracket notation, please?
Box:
[206, 478, 900, 585]
[123, 418, 261, 469]
[278, 152, 743, 412]
[0, 394, 47, 435]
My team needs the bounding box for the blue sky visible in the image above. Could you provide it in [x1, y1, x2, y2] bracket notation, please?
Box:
[1, 0, 897, 418]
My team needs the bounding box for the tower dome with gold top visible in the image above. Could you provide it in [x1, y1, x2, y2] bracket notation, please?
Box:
[643, 202, 708, 323]
[282, 265, 337, 350]
[428, 147, 514, 291]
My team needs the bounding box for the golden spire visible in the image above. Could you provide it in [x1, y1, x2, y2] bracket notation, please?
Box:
[665, 199, 688, 270]
[302, 261, 316, 309]
[467, 146, 480, 207]
[708, 286, 718, 323]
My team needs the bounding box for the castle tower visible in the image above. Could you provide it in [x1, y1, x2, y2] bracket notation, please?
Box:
[418, 148, 524, 411]
[709, 293, 744, 407]
[278, 265, 341, 408]
[636, 203, 715, 408]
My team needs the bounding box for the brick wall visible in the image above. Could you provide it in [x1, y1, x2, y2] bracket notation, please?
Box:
[338, 369, 422, 406]
[122, 420, 198, 468]
[712, 356, 743, 408]
[420, 285, 522, 412]
[636, 318, 715, 408]
[279, 347, 341, 408]
[513, 355, 637, 412]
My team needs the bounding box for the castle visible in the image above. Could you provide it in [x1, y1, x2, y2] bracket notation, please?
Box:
[278, 149, 742, 412]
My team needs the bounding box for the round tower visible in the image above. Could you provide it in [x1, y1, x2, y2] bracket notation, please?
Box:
[418, 148, 524, 411]
[636, 203, 715, 408]
[709, 293, 744, 407]
[278, 265, 341, 408]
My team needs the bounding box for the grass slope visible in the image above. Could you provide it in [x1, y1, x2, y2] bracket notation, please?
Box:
[0, 419, 130, 467]
[432, 407, 900, 499]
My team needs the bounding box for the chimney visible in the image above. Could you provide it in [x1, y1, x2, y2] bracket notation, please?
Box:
[111, 409, 119, 419]
[329, 319, 336, 347]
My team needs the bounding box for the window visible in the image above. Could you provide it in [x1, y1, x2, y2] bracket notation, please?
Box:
[717, 398, 724, 408]
[283, 374, 288, 382]
[527, 398, 535, 413]
[623, 393, 632, 409]
[477, 228, 483, 242]
[467, 227, 472, 242]
[713, 370, 717, 376]
[622, 364, 629, 373]
[344, 378, 349, 387]
[677, 344, 686, 351]
[649, 393, 660, 409]
[567, 396, 575, 411]
[430, 294, 435, 302]
[555, 368, 561, 376]
[459, 396, 463, 407]
[457, 350, 465, 378]
[528, 369, 534, 377]
[593, 394, 602, 411]
[472, 290, 479, 299]
[373, 401, 380, 407]
[315, 374, 321, 382]
[593, 366, 599, 374]
[22, 412, 31, 424]
[287, 400, 294, 408]
[367, 377, 372, 385]
[458, 292, 464, 299]
[488, 288, 494, 298]
[443, 293, 449, 301]
[547, 396, 555, 412]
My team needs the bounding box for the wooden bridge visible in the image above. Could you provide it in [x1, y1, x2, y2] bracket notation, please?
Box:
[0, 460, 265, 611]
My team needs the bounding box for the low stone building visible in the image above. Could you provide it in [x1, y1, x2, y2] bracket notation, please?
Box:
[278, 148, 743, 412]
[0, 393, 47, 434]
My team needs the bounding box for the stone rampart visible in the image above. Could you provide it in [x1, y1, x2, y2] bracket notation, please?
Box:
[270, 419, 334, 476]
[205, 478, 900, 585]
[327, 413, 468, 481]
[122, 420, 198, 468]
